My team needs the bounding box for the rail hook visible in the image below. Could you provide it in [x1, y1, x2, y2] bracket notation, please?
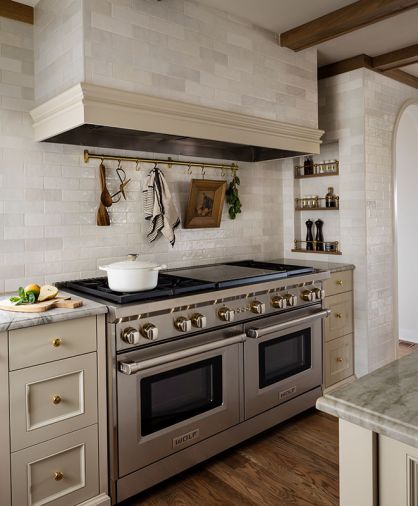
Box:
[201, 165, 206, 179]
[187, 163, 192, 175]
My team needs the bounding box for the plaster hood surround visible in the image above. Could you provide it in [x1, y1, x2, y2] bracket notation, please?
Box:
[30, 82, 324, 162]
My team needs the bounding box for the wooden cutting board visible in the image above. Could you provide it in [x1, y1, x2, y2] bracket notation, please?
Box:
[0, 297, 83, 313]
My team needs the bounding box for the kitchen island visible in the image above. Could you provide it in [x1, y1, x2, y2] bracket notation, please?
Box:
[317, 349, 418, 506]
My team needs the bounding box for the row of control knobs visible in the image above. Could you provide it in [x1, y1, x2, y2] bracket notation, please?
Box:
[121, 288, 324, 344]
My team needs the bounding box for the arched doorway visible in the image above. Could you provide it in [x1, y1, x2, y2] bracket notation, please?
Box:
[394, 102, 418, 345]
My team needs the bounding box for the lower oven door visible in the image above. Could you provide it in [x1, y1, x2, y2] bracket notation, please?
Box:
[244, 306, 329, 420]
[116, 330, 244, 477]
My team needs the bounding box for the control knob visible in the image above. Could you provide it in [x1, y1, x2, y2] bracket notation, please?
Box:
[301, 289, 313, 302]
[218, 306, 235, 322]
[312, 287, 325, 300]
[174, 316, 192, 332]
[284, 293, 297, 306]
[140, 323, 158, 340]
[121, 327, 140, 345]
[251, 300, 266, 314]
[191, 313, 207, 329]
[271, 295, 285, 309]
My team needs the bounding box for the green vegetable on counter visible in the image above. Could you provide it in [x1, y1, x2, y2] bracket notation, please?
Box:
[9, 287, 37, 305]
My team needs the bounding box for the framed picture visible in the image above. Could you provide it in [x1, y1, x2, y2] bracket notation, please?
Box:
[184, 179, 226, 228]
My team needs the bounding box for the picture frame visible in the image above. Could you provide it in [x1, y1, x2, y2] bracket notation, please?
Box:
[184, 179, 227, 229]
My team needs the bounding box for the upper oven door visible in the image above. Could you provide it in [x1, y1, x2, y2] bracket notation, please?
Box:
[116, 328, 244, 478]
[243, 307, 329, 420]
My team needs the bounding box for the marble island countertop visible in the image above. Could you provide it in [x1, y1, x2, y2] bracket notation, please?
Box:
[317, 349, 418, 448]
[0, 291, 107, 332]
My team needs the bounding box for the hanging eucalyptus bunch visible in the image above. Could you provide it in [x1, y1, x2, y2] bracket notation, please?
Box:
[226, 170, 241, 219]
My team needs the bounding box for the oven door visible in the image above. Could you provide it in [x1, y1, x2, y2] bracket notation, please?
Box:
[116, 329, 244, 477]
[244, 306, 329, 420]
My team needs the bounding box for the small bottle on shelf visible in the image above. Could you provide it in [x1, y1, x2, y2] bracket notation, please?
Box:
[303, 156, 314, 175]
[325, 187, 337, 208]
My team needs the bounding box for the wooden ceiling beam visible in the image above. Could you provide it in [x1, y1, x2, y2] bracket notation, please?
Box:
[280, 0, 418, 52]
[381, 68, 418, 88]
[318, 55, 373, 79]
[0, 0, 34, 24]
[372, 44, 418, 70]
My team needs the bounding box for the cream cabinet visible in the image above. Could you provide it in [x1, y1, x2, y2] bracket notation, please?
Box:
[0, 315, 110, 506]
[323, 269, 355, 389]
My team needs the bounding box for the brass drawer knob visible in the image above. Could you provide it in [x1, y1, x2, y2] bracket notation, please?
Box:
[52, 338, 62, 347]
[52, 395, 62, 405]
[336, 357, 343, 363]
[336, 280, 343, 286]
[54, 471, 64, 481]
[335, 312, 342, 319]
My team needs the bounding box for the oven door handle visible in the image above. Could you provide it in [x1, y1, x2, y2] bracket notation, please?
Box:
[118, 333, 246, 375]
[246, 309, 331, 339]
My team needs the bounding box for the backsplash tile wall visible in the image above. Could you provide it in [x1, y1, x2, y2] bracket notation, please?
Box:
[0, 13, 286, 295]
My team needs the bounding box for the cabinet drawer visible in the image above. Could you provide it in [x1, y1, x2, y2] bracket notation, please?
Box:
[325, 334, 354, 387]
[324, 270, 353, 297]
[10, 353, 97, 452]
[325, 292, 353, 342]
[11, 424, 99, 506]
[9, 316, 96, 371]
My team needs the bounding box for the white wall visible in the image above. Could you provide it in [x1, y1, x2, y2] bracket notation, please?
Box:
[0, 0, 325, 295]
[396, 105, 418, 342]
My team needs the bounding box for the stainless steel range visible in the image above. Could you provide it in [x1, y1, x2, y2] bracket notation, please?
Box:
[58, 259, 330, 504]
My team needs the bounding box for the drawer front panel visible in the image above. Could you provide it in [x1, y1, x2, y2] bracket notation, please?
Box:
[9, 316, 96, 370]
[325, 334, 354, 387]
[10, 353, 97, 451]
[11, 425, 99, 506]
[324, 270, 353, 297]
[325, 292, 353, 342]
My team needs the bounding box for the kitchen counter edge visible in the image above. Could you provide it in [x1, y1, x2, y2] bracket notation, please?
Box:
[316, 350, 418, 449]
[271, 258, 355, 273]
[0, 291, 108, 332]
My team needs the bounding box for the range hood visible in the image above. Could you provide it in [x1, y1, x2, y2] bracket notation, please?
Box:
[30, 82, 323, 162]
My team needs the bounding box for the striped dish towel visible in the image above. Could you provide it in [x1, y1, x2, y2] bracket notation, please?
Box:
[143, 167, 180, 247]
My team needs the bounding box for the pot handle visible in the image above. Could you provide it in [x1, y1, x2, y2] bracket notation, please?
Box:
[153, 264, 167, 271]
[99, 266, 109, 271]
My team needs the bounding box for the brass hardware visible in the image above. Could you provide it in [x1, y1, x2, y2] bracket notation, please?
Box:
[336, 357, 343, 363]
[294, 160, 339, 178]
[283, 293, 297, 307]
[295, 196, 340, 211]
[84, 149, 238, 173]
[174, 316, 192, 332]
[250, 300, 266, 315]
[52, 395, 62, 405]
[191, 313, 207, 329]
[301, 289, 313, 302]
[54, 471, 64, 481]
[312, 287, 325, 300]
[218, 306, 235, 322]
[140, 323, 158, 340]
[271, 295, 285, 309]
[336, 280, 344, 286]
[335, 312, 342, 319]
[52, 338, 62, 347]
[121, 327, 140, 345]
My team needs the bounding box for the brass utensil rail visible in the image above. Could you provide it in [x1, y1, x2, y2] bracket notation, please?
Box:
[84, 149, 239, 172]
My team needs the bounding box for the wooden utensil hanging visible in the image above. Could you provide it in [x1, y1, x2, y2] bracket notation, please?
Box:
[97, 162, 110, 226]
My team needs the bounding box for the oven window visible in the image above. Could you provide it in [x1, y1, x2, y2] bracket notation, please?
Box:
[259, 329, 311, 388]
[141, 356, 223, 436]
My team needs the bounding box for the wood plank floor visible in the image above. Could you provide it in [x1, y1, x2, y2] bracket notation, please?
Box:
[122, 410, 339, 506]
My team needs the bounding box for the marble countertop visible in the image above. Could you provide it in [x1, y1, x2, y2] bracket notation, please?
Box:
[0, 291, 107, 332]
[271, 258, 355, 273]
[317, 349, 418, 448]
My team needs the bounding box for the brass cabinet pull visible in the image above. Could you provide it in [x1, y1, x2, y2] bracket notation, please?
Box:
[336, 280, 343, 286]
[54, 471, 64, 481]
[52, 338, 62, 347]
[335, 312, 342, 319]
[336, 357, 343, 363]
[52, 395, 62, 405]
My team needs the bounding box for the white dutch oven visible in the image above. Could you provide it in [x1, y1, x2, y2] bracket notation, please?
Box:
[99, 255, 167, 292]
